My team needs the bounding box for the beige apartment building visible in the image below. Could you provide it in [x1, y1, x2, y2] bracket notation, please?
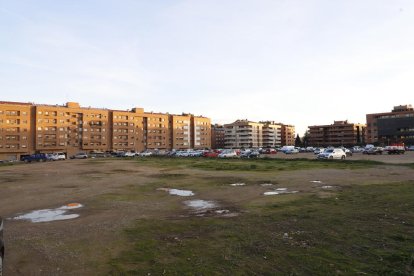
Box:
[308, 120, 365, 147]
[224, 120, 263, 148]
[281, 124, 295, 146]
[222, 120, 293, 149]
[366, 105, 414, 145]
[261, 121, 282, 148]
[192, 116, 211, 149]
[0, 101, 211, 160]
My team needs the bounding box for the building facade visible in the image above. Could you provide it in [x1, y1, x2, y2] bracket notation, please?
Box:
[308, 120, 366, 147]
[281, 124, 295, 146]
[366, 105, 414, 145]
[211, 124, 225, 149]
[223, 120, 294, 149]
[261, 121, 282, 148]
[0, 101, 211, 160]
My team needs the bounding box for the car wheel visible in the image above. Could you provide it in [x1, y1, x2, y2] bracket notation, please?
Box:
[329, 156, 333, 159]
[341, 155, 345, 160]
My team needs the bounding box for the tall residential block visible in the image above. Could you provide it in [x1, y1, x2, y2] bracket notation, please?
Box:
[223, 120, 293, 149]
[261, 121, 282, 148]
[366, 105, 414, 145]
[308, 120, 365, 147]
[0, 101, 211, 160]
[281, 124, 295, 146]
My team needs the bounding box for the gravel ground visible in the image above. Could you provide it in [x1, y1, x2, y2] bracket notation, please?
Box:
[1, 154, 413, 275]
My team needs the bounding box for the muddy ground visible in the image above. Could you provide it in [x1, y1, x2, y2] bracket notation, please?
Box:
[1, 153, 414, 275]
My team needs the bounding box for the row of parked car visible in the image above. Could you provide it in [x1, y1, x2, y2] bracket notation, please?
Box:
[20, 152, 66, 162]
[9, 143, 414, 163]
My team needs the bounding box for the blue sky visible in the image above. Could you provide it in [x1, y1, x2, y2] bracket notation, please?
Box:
[1, 0, 413, 135]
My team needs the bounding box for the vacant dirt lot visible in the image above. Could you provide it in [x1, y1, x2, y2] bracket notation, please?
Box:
[1, 154, 413, 275]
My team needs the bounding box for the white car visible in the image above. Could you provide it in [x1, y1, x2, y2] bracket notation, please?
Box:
[218, 150, 238, 158]
[317, 148, 346, 160]
[55, 152, 66, 160]
[124, 151, 136, 157]
[139, 151, 153, 157]
[47, 152, 66, 161]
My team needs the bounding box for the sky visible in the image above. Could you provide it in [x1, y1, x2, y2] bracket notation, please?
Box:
[1, 0, 414, 135]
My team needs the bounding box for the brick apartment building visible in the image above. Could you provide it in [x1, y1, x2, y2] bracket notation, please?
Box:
[211, 124, 225, 149]
[366, 105, 414, 145]
[222, 120, 294, 149]
[308, 120, 365, 147]
[0, 101, 211, 160]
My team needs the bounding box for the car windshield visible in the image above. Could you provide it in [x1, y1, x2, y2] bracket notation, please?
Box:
[326, 149, 334, 153]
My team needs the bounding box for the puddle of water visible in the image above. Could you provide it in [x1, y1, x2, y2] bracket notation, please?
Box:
[184, 199, 217, 210]
[215, 209, 230, 214]
[321, 185, 334, 189]
[263, 189, 299, 196]
[264, 191, 280, 196]
[260, 183, 273, 186]
[157, 188, 194, 196]
[310, 180, 322, 183]
[230, 183, 246, 186]
[12, 203, 83, 223]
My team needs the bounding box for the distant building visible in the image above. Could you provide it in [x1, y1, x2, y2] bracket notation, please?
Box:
[223, 120, 294, 148]
[211, 124, 225, 149]
[260, 121, 282, 148]
[0, 101, 211, 160]
[308, 120, 365, 147]
[366, 105, 414, 145]
[281, 124, 295, 146]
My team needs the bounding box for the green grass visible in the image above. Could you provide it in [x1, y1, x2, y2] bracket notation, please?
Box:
[109, 181, 414, 275]
[133, 156, 386, 171]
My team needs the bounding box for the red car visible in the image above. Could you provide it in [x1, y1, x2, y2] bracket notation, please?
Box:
[204, 151, 219, 158]
[264, 148, 277, 154]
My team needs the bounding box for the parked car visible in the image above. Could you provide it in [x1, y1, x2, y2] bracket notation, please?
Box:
[306, 147, 315, 152]
[1, 216, 4, 274]
[218, 150, 238, 158]
[317, 148, 346, 160]
[55, 152, 66, 160]
[47, 152, 66, 161]
[285, 148, 299, 154]
[280, 146, 295, 153]
[263, 148, 277, 154]
[340, 148, 353, 157]
[203, 151, 219, 158]
[240, 150, 260, 158]
[351, 146, 363, 153]
[139, 151, 153, 157]
[408, 146, 414, 151]
[313, 148, 325, 155]
[384, 144, 405, 155]
[366, 147, 384, 155]
[21, 153, 48, 163]
[71, 152, 88, 159]
[123, 151, 136, 157]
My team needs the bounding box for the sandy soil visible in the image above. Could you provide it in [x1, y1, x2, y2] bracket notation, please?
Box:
[1, 155, 413, 275]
